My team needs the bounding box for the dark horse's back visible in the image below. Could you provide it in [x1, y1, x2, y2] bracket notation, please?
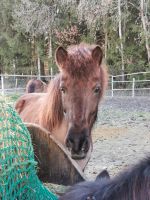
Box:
[59, 156, 150, 200]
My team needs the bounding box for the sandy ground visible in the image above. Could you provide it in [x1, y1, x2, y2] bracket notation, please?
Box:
[84, 97, 150, 179]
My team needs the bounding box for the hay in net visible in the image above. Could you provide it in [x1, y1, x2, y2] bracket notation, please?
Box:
[0, 102, 57, 200]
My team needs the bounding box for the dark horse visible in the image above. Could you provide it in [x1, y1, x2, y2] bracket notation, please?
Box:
[15, 44, 108, 167]
[60, 156, 150, 200]
[26, 79, 47, 93]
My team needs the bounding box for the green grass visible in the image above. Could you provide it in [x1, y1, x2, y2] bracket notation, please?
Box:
[0, 94, 20, 105]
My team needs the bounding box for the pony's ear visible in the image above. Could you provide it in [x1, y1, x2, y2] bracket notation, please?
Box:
[55, 46, 68, 69]
[92, 46, 103, 65]
[96, 169, 110, 181]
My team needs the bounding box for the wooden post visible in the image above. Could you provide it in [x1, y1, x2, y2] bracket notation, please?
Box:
[132, 78, 135, 98]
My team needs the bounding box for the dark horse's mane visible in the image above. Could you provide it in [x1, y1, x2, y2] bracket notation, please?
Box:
[60, 156, 150, 200]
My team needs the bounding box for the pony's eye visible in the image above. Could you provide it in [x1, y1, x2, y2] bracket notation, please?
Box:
[94, 86, 100, 94]
[60, 87, 66, 94]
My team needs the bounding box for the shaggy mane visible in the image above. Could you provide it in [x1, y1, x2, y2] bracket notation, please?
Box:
[39, 75, 63, 131]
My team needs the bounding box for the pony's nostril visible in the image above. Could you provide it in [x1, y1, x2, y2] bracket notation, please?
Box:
[82, 140, 89, 153]
[81, 147, 85, 152]
[63, 109, 66, 116]
[66, 138, 73, 149]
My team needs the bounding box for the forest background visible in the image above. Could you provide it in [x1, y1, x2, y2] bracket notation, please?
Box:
[0, 0, 149, 77]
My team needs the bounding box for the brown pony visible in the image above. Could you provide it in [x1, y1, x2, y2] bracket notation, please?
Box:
[15, 43, 108, 164]
[26, 79, 47, 93]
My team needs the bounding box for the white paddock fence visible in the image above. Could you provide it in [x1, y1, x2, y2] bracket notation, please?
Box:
[0, 74, 53, 95]
[0, 72, 150, 97]
[106, 71, 150, 97]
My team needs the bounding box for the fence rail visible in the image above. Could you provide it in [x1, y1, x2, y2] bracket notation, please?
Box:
[0, 72, 150, 97]
[109, 71, 150, 97]
[0, 74, 53, 95]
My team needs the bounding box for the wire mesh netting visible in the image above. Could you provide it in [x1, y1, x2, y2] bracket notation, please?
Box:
[0, 102, 58, 200]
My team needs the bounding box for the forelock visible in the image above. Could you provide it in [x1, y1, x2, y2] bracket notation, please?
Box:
[64, 44, 98, 79]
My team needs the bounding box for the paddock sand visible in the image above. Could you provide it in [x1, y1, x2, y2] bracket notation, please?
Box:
[84, 97, 150, 179]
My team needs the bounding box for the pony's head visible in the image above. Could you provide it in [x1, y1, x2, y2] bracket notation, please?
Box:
[26, 79, 47, 93]
[55, 44, 107, 159]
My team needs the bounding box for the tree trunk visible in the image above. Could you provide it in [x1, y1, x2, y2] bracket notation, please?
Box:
[31, 35, 36, 75]
[104, 28, 108, 60]
[40, 61, 46, 81]
[48, 32, 52, 60]
[118, 0, 125, 81]
[140, 0, 150, 65]
[37, 54, 46, 81]
[37, 54, 41, 79]
[44, 31, 52, 75]
[42, 31, 53, 76]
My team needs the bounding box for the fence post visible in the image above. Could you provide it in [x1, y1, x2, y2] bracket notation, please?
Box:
[15, 78, 18, 93]
[1, 74, 4, 96]
[132, 78, 135, 98]
[111, 76, 114, 97]
[50, 67, 53, 79]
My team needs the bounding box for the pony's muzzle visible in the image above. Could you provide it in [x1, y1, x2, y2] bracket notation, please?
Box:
[66, 127, 90, 160]
[71, 152, 86, 160]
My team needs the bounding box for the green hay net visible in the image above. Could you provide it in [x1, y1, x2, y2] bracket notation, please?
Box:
[0, 102, 58, 200]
